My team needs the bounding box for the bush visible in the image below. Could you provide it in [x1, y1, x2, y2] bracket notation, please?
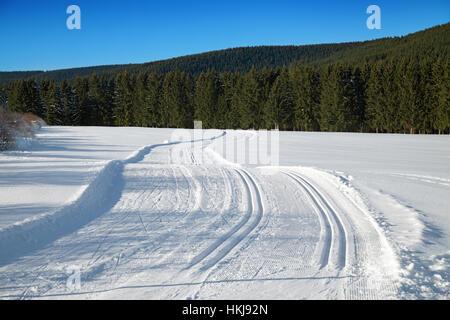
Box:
[0, 109, 45, 151]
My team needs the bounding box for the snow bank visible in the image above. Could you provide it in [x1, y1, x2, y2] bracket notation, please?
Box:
[0, 160, 124, 265]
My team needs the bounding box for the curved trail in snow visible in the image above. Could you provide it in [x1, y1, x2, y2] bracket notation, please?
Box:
[283, 171, 347, 270]
[0, 131, 226, 266]
[186, 169, 264, 271]
[0, 129, 406, 300]
[280, 167, 400, 299]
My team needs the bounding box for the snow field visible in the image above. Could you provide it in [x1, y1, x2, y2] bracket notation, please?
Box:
[0, 127, 448, 299]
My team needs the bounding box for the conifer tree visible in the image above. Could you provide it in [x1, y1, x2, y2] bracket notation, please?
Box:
[218, 72, 238, 129]
[194, 70, 219, 128]
[44, 80, 63, 125]
[432, 58, 450, 134]
[381, 59, 399, 133]
[7, 79, 28, 113]
[26, 78, 44, 118]
[60, 79, 75, 125]
[145, 72, 161, 127]
[114, 71, 134, 127]
[73, 77, 90, 126]
[397, 58, 421, 134]
[161, 70, 193, 128]
[133, 73, 148, 127]
[266, 66, 293, 130]
[290, 63, 320, 131]
[238, 66, 264, 129]
[0, 85, 8, 110]
[319, 65, 342, 131]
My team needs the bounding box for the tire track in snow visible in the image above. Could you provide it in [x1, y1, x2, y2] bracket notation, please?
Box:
[283, 170, 347, 270]
[186, 169, 264, 271]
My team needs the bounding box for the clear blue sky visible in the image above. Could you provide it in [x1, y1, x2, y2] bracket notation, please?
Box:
[0, 0, 448, 71]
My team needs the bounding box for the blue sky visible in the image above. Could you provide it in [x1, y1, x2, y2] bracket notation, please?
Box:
[0, 0, 449, 71]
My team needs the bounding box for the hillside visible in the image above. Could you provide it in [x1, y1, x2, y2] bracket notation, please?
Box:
[2, 22, 448, 136]
[0, 23, 448, 84]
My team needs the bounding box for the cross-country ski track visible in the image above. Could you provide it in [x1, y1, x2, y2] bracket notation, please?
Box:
[0, 128, 447, 300]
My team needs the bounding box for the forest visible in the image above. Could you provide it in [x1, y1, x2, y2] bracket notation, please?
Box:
[0, 23, 448, 134]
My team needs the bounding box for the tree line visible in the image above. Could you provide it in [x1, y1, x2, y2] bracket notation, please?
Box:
[3, 55, 449, 134]
[1, 23, 447, 85]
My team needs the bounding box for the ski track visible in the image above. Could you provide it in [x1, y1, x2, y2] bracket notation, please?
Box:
[282, 171, 347, 270]
[0, 129, 414, 300]
[186, 169, 264, 272]
[0, 133, 226, 266]
[282, 172, 333, 269]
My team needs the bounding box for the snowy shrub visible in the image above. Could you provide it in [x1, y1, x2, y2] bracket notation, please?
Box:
[0, 109, 44, 151]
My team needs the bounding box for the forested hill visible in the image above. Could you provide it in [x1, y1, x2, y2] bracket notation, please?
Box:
[1, 23, 448, 84]
[1, 23, 449, 135]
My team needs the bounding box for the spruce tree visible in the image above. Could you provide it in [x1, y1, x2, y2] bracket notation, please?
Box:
[432, 58, 450, 134]
[26, 78, 44, 118]
[218, 72, 238, 129]
[73, 77, 90, 126]
[290, 63, 320, 131]
[8, 79, 28, 113]
[161, 70, 193, 128]
[266, 66, 293, 130]
[397, 58, 421, 134]
[145, 72, 161, 127]
[194, 70, 219, 128]
[238, 66, 264, 129]
[114, 71, 134, 127]
[60, 79, 75, 125]
[45, 80, 63, 125]
[133, 73, 148, 127]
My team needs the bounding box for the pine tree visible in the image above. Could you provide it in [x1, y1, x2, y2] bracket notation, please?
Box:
[381, 59, 399, 133]
[365, 62, 383, 132]
[229, 73, 244, 129]
[105, 78, 116, 126]
[238, 66, 264, 129]
[179, 72, 194, 128]
[87, 73, 107, 126]
[432, 58, 450, 134]
[44, 80, 63, 125]
[133, 73, 148, 127]
[319, 65, 342, 131]
[319, 64, 361, 132]
[290, 63, 320, 131]
[352, 66, 366, 132]
[145, 72, 161, 127]
[161, 70, 193, 128]
[73, 77, 90, 126]
[0, 85, 8, 110]
[100, 74, 114, 126]
[194, 70, 219, 128]
[7, 79, 28, 113]
[218, 72, 238, 129]
[60, 79, 75, 125]
[397, 58, 421, 134]
[26, 78, 44, 118]
[266, 66, 293, 130]
[114, 71, 134, 127]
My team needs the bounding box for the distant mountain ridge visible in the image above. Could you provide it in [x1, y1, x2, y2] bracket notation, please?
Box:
[0, 23, 448, 84]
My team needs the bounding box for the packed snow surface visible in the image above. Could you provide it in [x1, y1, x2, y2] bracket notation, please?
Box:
[0, 126, 448, 299]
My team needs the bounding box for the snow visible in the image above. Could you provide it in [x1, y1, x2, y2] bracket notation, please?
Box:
[0, 126, 448, 299]
[0, 126, 173, 228]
